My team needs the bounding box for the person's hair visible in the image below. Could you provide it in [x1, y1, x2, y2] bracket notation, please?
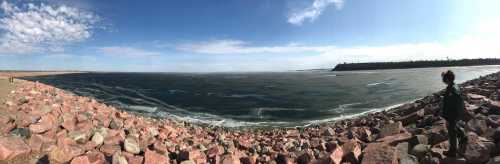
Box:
[441, 70, 455, 83]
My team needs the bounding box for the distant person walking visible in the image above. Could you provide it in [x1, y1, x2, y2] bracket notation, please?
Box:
[8, 73, 14, 83]
[439, 70, 468, 157]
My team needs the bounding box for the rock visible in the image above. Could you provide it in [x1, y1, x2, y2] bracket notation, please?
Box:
[341, 140, 361, 163]
[123, 153, 144, 164]
[220, 154, 240, 164]
[408, 135, 428, 148]
[207, 146, 220, 158]
[488, 115, 500, 128]
[430, 141, 449, 159]
[113, 152, 129, 164]
[399, 155, 419, 164]
[69, 131, 88, 144]
[0, 137, 31, 160]
[488, 101, 500, 114]
[144, 149, 168, 164]
[91, 132, 105, 146]
[86, 151, 107, 164]
[124, 137, 141, 154]
[100, 144, 121, 156]
[286, 129, 300, 138]
[18, 96, 29, 105]
[396, 109, 425, 126]
[28, 134, 43, 153]
[468, 93, 487, 101]
[62, 113, 77, 131]
[493, 127, 500, 142]
[464, 133, 493, 164]
[440, 157, 466, 164]
[49, 145, 84, 163]
[297, 151, 313, 164]
[467, 119, 488, 135]
[323, 127, 335, 136]
[410, 144, 430, 161]
[329, 146, 344, 164]
[71, 155, 91, 164]
[361, 143, 398, 164]
[379, 121, 405, 138]
[488, 156, 500, 164]
[428, 125, 448, 145]
[180, 160, 196, 164]
[376, 132, 412, 146]
[110, 118, 124, 129]
[10, 128, 31, 139]
[29, 114, 56, 133]
[325, 141, 338, 152]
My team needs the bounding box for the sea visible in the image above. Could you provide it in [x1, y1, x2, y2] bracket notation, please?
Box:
[22, 65, 500, 127]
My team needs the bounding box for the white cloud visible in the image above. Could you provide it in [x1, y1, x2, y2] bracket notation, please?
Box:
[288, 0, 344, 25]
[0, 1, 99, 54]
[177, 39, 335, 54]
[99, 46, 162, 57]
[175, 20, 500, 71]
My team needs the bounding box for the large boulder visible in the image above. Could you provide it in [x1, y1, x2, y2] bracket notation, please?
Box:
[0, 137, 31, 160]
[464, 133, 494, 164]
[467, 119, 488, 136]
[361, 143, 398, 164]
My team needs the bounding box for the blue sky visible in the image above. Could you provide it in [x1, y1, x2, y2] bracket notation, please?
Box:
[1, 0, 500, 72]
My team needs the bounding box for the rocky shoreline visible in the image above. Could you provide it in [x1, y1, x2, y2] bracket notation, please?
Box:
[0, 72, 500, 164]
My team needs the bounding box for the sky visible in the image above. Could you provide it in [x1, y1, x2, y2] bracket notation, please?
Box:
[1, 0, 500, 72]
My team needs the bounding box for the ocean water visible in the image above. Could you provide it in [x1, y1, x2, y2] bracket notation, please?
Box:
[23, 65, 500, 127]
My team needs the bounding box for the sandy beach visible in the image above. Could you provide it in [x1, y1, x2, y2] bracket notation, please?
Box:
[0, 71, 499, 164]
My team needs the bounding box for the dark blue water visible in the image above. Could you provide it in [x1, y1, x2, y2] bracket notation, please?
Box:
[23, 65, 500, 127]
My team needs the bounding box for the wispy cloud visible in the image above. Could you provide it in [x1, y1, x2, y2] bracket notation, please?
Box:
[0, 1, 100, 54]
[288, 0, 344, 25]
[99, 46, 162, 57]
[175, 20, 500, 71]
[177, 39, 335, 54]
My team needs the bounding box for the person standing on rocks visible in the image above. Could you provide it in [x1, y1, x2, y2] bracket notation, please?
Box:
[439, 70, 468, 157]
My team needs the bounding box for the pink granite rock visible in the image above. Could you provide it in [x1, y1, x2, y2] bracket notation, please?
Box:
[0, 137, 31, 160]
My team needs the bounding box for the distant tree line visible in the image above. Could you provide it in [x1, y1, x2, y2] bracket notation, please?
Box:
[332, 58, 500, 71]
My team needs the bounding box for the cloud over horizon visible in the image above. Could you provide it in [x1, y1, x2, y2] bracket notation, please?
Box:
[0, 1, 100, 54]
[288, 0, 344, 25]
[175, 20, 500, 71]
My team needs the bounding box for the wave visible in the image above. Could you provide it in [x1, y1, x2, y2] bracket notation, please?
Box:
[126, 105, 158, 113]
[366, 81, 392, 87]
[304, 101, 410, 127]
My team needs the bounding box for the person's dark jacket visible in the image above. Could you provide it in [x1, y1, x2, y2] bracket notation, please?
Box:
[441, 84, 464, 121]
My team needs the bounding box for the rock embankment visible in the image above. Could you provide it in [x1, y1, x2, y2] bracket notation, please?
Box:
[1, 72, 500, 164]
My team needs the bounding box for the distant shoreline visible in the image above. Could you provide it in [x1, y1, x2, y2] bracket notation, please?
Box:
[332, 58, 500, 71]
[0, 71, 84, 78]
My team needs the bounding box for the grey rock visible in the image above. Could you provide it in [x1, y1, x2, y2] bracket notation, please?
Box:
[124, 137, 141, 154]
[410, 144, 430, 161]
[92, 132, 105, 146]
[10, 128, 31, 139]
